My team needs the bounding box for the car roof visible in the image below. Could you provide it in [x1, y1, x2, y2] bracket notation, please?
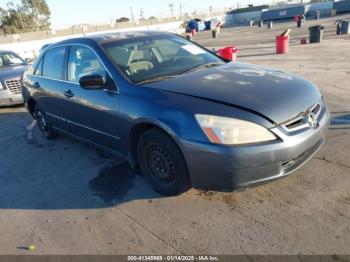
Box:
[50, 31, 172, 47]
[90, 30, 169, 43]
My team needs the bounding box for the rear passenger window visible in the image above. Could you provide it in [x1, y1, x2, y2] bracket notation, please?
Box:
[42, 47, 66, 79]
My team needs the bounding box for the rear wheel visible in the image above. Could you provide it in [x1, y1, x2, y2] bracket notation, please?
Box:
[34, 107, 57, 139]
[137, 128, 191, 196]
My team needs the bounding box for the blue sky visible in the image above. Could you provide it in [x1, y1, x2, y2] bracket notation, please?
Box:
[0, 0, 273, 29]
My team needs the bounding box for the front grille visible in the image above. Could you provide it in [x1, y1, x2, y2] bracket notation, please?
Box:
[311, 103, 321, 116]
[5, 79, 22, 95]
[281, 103, 322, 132]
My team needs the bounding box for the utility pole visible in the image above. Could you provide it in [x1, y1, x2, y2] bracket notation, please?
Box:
[130, 7, 134, 21]
[179, 2, 184, 18]
[140, 8, 144, 19]
[169, 3, 175, 17]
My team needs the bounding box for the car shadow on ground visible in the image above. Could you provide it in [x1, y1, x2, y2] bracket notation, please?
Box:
[88, 162, 163, 205]
[0, 110, 163, 210]
[330, 113, 350, 130]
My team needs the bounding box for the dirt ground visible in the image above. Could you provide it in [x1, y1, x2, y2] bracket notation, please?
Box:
[0, 15, 349, 255]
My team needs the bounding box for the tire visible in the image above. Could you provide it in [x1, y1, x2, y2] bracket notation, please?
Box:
[137, 128, 191, 196]
[34, 107, 57, 139]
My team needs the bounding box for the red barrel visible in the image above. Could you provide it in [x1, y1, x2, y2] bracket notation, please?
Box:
[218, 46, 238, 61]
[276, 35, 289, 54]
[191, 29, 197, 37]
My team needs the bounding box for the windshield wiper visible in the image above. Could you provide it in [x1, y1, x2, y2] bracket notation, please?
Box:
[137, 75, 179, 85]
[183, 62, 223, 75]
[136, 62, 223, 85]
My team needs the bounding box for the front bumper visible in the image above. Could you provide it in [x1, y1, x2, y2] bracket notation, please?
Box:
[0, 90, 23, 106]
[181, 103, 330, 191]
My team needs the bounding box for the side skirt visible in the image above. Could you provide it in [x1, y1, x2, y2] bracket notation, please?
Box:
[52, 126, 131, 164]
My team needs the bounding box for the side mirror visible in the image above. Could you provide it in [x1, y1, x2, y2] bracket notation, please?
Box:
[79, 74, 106, 90]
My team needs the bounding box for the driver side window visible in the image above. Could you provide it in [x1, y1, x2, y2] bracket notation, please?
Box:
[67, 46, 104, 83]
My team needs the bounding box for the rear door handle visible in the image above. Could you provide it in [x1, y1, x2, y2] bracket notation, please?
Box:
[64, 90, 74, 98]
[33, 82, 40, 88]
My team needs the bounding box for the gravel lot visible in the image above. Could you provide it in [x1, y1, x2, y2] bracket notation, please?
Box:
[0, 15, 349, 255]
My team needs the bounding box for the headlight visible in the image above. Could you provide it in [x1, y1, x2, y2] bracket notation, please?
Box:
[195, 114, 277, 145]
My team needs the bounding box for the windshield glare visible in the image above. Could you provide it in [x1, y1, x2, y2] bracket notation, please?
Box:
[0, 52, 25, 67]
[103, 35, 223, 84]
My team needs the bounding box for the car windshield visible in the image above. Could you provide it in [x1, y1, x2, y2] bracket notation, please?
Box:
[0, 52, 25, 67]
[102, 34, 224, 84]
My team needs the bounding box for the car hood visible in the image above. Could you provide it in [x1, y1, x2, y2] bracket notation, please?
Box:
[145, 62, 321, 124]
[0, 65, 27, 80]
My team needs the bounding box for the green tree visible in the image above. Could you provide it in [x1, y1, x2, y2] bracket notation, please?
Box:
[0, 3, 24, 35]
[21, 0, 51, 31]
[0, 0, 51, 35]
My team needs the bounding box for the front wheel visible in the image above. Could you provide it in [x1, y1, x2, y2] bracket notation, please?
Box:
[137, 128, 191, 196]
[34, 107, 57, 139]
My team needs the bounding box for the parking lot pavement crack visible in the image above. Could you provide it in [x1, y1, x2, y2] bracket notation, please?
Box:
[315, 157, 350, 169]
[115, 207, 184, 255]
[234, 209, 266, 227]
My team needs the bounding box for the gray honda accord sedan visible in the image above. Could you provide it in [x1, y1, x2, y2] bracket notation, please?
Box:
[22, 31, 330, 196]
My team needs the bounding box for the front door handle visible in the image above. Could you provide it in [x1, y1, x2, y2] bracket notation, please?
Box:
[64, 90, 74, 98]
[33, 82, 40, 88]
